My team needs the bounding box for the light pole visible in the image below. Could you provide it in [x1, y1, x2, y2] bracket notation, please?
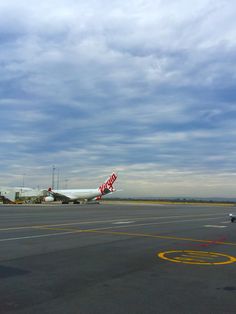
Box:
[56, 168, 60, 190]
[22, 173, 25, 188]
[52, 165, 56, 189]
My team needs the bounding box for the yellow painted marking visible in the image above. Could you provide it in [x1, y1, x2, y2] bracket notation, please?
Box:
[181, 254, 215, 260]
[174, 257, 205, 262]
[37, 226, 83, 232]
[0, 215, 231, 248]
[35, 226, 236, 247]
[158, 250, 236, 265]
[87, 230, 236, 246]
[0, 212, 227, 232]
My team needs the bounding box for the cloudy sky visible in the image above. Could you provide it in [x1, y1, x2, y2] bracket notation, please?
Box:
[0, 0, 236, 198]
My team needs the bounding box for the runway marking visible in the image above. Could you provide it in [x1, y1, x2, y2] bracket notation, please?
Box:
[0, 220, 125, 231]
[84, 230, 236, 246]
[0, 231, 78, 242]
[33, 226, 236, 247]
[26, 216, 230, 237]
[0, 225, 236, 247]
[158, 250, 236, 265]
[0, 213, 227, 232]
[112, 221, 135, 224]
[1, 215, 235, 245]
[192, 236, 227, 248]
[204, 225, 227, 228]
[77, 216, 229, 231]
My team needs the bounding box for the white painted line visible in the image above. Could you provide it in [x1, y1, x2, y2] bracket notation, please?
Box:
[204, 225, 228, 228]
[89, 217, 230, 232]
[0, 231, 78, 242]
[0, 213, 227, 232]
[0, 217, 230, 243]
[113, 221, 135, 225]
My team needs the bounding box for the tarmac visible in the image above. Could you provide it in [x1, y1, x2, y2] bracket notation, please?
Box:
[0, 202, 236, 314]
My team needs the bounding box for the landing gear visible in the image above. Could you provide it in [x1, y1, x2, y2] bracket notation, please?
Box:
[62, 201, 69, 204]
[231, 217, 235, 223]
[73, 201, 80, 204]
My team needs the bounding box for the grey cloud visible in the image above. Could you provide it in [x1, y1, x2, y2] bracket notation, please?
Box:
[0, 0, 236, 197]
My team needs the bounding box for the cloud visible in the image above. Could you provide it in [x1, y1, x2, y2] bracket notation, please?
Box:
[0, 0, 236, 197]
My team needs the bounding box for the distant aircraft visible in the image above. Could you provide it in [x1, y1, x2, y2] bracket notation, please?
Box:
[229, 213, 235, 222]
[45, 172, 118, 204]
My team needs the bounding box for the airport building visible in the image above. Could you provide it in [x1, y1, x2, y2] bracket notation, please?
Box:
[0, 187, 45, 204]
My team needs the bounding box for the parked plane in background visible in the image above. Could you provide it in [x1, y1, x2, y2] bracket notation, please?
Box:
[45, 172, 118, 204]
[229, 214, 235, 222]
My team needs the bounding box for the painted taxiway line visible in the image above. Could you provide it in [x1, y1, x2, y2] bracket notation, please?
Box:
[78, 229, 236, 246]
[0, 214, 232, 243]
[71, 216, 230, 232]
[204, 225, 228, 228]
[0, 231, 78, 242]
[0, 224, 236, 246]
[0, 213, 228, 232]
[37, 226, 236, 247]
[112, 221, 135, 224]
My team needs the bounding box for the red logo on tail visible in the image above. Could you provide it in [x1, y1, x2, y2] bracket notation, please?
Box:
[99, 173, 117, 195]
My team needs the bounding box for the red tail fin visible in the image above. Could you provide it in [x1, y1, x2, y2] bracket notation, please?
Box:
[99, 172, 117, 195]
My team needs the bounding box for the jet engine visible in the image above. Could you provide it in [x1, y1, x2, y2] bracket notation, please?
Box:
[44, 196, 54, 202]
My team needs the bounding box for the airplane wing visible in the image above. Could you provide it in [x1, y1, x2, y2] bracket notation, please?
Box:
[45, 189, 71, 202]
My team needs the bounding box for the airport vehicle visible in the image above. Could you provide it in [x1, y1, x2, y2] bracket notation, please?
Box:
[44, 172, 118, 204]
[229, 213, 235, 222]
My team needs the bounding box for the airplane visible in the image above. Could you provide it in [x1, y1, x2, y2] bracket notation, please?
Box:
[44, 172, 118, 204]
[229, 214, 235, 222]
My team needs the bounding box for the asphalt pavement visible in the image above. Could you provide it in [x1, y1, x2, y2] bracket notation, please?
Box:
[0, 202, 236, 314]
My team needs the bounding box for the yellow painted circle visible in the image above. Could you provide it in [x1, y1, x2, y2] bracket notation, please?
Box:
[158, 250, 236, 265]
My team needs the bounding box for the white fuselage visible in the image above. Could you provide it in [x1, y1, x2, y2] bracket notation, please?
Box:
[51, 188, 101, 201]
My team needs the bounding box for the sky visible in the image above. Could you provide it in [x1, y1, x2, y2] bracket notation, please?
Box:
[0, 0, 236, 198]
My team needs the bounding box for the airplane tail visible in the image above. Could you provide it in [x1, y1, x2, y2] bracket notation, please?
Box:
[98, 172, 118, 196]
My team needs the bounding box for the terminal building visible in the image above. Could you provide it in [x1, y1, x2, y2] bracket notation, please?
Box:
[0, 187, 46, 204]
